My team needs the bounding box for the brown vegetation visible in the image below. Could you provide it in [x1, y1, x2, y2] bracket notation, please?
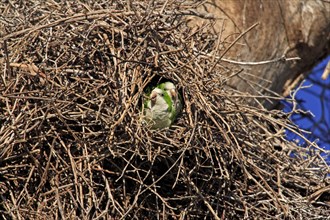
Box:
[0, 1, 329, 219]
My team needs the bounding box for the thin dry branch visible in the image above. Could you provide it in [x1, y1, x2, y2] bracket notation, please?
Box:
[0, 0, 329, 219]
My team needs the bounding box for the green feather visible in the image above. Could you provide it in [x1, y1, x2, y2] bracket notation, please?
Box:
[143, 99, 148, 109]
[157, 83, 166, 90]
[162, 90, 173, 113]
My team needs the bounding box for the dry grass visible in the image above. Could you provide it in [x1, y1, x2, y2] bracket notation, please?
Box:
[1, 1, 329, 219]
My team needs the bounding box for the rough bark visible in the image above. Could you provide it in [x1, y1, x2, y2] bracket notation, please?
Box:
[189, 0, 330, 108]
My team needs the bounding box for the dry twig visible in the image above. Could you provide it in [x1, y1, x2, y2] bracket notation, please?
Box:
[0, 0, 329, 219]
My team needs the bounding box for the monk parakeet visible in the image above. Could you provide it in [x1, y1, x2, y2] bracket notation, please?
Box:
[143, 82, 182, 129]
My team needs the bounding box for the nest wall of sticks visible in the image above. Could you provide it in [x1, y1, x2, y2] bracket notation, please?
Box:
[0, 1, 329, 219]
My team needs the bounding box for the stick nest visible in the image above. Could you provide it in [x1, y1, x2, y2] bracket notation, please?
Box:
[1, 1, 329, 219]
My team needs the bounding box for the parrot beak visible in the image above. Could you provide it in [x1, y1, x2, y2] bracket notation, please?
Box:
[150, 91, 157, 106]
[169, 89, 177, 101]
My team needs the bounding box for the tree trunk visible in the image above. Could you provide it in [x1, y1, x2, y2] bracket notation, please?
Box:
[189, 0, 330, 108]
